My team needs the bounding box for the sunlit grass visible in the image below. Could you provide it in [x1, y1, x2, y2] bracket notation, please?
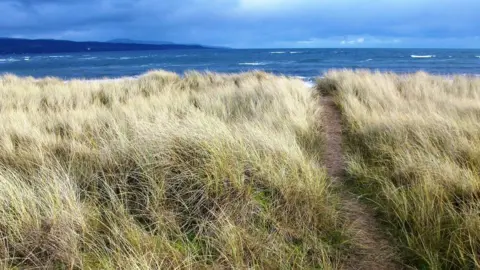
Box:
[0, 70, 348, 269]
[318, 69, 480, 269]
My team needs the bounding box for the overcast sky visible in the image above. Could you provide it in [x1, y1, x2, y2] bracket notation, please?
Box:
[1, 0, 479, 48]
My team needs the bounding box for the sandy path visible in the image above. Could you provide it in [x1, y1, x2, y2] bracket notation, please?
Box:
[320, 96, 402, 270]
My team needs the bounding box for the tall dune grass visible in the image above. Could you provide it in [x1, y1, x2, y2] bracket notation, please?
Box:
[318, 70, 480, 269]
[0, 71, 348, 269]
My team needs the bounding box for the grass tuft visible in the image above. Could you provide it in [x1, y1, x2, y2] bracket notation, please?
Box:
[319, 69, 480, 269]
[0, 71, 348, 269]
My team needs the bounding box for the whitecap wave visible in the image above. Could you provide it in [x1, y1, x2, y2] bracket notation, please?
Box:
[48, 55, 71, 58]
[289, 51, 302, 54]
[239, 62, 268, 66]
[117, 56, 148, 60]
[270, 51, 286, 54]
[411, 55, 436, 58]
[0, 58, 20, 63]
[293, 76, 315, 87]
[304, 81, 315, 88]
[361, 59, 373, 62]
[476, 56, 480, 58]
[80, 57, 98, 60]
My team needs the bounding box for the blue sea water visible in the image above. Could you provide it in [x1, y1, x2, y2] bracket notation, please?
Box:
[1, 48, 480, 82]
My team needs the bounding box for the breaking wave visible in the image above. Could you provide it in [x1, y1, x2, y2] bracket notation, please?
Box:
[411, 55, 436, 58]
[239, 62, 268, 66]
[48, 55, 72, 58]
[0, 58, 20, 63]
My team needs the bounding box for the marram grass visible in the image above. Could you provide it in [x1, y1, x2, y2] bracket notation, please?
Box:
[318, 70, 480, 269]
[0, 71, 347, 269]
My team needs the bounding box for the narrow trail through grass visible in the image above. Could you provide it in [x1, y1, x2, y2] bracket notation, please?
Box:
[320, 95, 402, 270]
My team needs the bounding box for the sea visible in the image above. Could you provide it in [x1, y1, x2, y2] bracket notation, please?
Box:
[1, 48, 480, 84]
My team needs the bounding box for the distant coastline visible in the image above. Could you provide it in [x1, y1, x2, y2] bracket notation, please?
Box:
[0, 37, 217, 55]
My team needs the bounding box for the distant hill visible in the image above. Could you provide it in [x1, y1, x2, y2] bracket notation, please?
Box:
[0, 38, 211, 54]
[108, 39, 174, 45]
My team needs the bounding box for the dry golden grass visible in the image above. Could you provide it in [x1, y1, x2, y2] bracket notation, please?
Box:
[0, 70, 349, 269]
[318, 70, 480, 269]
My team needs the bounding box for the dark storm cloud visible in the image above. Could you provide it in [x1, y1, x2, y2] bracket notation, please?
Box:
[1, 0, 479, 48]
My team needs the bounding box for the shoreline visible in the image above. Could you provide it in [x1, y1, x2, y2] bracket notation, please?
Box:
[10, 72, 318, 88]
[3, 70, 479, 90]
[82, 75, 317, 88]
